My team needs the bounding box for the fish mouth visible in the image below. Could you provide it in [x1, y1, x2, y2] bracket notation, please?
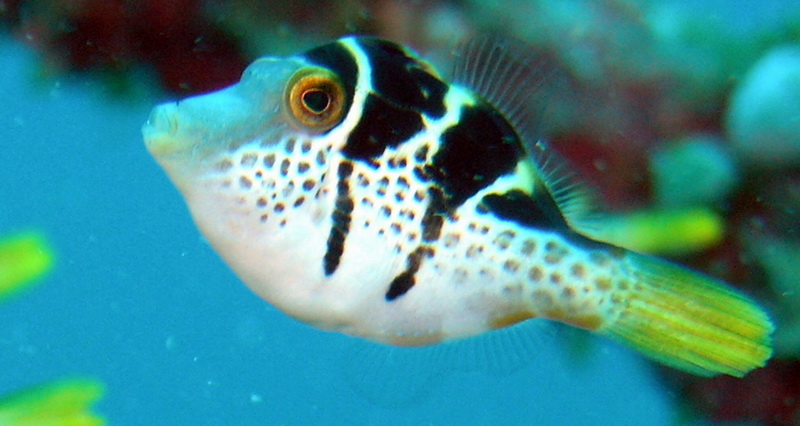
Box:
[142, 102, 186, 157]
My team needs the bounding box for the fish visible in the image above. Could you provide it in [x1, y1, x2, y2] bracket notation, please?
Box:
[142, 36, 773, 377]
[0, 231, 54, 301]
[0, 378, 105, 426]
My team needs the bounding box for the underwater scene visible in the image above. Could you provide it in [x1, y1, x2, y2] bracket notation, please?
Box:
[1, 0, 799, 424]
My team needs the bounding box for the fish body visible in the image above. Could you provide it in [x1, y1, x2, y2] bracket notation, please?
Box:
[144, 36, 773, 376]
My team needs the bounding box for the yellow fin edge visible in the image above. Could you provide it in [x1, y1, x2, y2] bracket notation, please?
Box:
[599, 253, 774, 377]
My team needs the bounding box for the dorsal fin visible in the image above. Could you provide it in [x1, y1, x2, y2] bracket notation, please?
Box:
[528, 140, 605, 237]
[451, 37, 604, 237]
[451, 36, 550, 146]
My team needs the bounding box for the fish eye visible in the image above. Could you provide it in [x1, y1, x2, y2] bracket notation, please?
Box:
[285, 67, 346, 133]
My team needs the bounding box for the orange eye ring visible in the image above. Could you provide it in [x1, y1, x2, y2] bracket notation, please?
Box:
[285, 67, 346, 133]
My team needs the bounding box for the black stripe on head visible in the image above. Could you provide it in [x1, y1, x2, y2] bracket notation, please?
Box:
[358, 38, 448, 119]
[323, 161, 355, 276]
[342, 94, 424, 161]
[303, 40, 358, 111]
[385, 246, 433, 301]
[428, 102, 524, 209]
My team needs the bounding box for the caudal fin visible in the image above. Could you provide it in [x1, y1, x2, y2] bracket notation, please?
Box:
[599, 253, 773, 377]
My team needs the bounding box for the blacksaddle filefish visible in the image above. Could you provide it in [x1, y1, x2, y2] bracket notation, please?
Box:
[143, 36, 773, 377]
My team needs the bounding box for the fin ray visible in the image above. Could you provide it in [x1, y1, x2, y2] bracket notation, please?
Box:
[601, 253, 774, 377]
[451, 36, 552, 145]
[528, 141, 606, 237]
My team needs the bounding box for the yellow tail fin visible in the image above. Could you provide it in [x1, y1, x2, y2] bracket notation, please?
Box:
[599, 253, 773, 377]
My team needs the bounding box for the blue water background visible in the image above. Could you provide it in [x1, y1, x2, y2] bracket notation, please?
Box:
[7, 0, 793, 416]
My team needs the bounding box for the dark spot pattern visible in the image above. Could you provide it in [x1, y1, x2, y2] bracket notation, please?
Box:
[323, 161, 355, 276]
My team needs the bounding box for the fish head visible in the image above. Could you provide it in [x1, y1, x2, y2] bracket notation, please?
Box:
[143, 55, 348, 185]
[142, 43, 361, 321]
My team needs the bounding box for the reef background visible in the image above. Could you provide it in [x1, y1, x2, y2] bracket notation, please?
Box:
[1, 1, 799, 424]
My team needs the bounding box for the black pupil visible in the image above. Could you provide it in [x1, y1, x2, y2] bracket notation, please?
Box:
[302, 89, 330, 114]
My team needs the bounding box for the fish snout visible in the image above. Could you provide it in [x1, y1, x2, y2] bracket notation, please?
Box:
[142, 103, 185, 157]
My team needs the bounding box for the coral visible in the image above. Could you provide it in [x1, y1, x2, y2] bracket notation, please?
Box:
[650, 135, 739, 208]
[726, 45, 800, 168]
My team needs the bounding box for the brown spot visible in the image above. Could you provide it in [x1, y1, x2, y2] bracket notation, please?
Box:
[274, 203, 285, 213]
[280, 159, 290, 176]
[301, 140, 312, 153]
[466, 244, 482, 258]
[293, 196, 305, 207]
[490, 310, 535, 330]
[570, 263, 586, 279]
[414, 189, 426, 201]
[302, 179, 315, 191]
[550, 273, 563, 285]
[544, 253, 562, 265]
[240, 153, 258, 168]
[595, 277, 612, 291]
[414, 144, 429, 162]
[298, 162, 310, 173]
[520, 240, 536, 256]
[561, 286, 575, 299]
[238, 176, 252, 189]
[285, 137, 296, 153]
[528, 266, 544, 282]
[503, 259, 521, 273]
[256, 197, 267, 208]
[493, 230, 515, 250]
[217, 159, 234, 171]
[260, 214, 268, 222]
[316, 150, 326, 165]
[264, 154, 276, 168]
